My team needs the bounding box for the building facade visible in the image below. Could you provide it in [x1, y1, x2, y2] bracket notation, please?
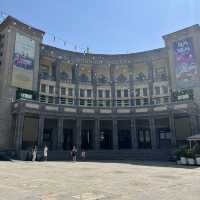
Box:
[0, 16, 200, 160]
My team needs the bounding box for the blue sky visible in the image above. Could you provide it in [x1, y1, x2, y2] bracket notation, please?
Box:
[1, 0, 200, 54]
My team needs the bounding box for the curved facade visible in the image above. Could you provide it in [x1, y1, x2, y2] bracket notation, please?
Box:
[0, 16, 200, 160]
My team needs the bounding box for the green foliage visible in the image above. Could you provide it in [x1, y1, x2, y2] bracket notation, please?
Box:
[175, 146, 187, 159]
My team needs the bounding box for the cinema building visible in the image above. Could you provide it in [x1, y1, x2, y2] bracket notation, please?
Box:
[0, 16, 200, 160]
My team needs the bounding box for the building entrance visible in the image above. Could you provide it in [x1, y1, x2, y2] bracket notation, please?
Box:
[81, 129, 93, 149]
[43, 128, 53, 150]
[63, 129, 73, 150]
[100, 129, 113, 149]
[137, 128, 151, 149]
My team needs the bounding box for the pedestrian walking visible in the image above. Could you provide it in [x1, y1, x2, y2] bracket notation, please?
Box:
[81, 149, 86, 161]
[43, 145, 48, 161]
[71, 146, 77, 161]
[32, 146, 37, 162]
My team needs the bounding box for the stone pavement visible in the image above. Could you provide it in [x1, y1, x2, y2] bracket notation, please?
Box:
[0, 161, 199, 200]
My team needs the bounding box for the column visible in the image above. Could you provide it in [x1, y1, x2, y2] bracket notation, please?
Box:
[76, 118, 81, 150]
[38, 116, 45, 148]
[113, 119, 118, 150]
[15, 113, 24, 152]
[131, 119, 138, 149]
[57, 118, 64, 150]
[169, 113, 176, 146]
[149, 118, 157, 149]
[94, 118, 100, 150]
[190, 114, 198, 135]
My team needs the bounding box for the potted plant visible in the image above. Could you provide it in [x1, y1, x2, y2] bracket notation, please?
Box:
[175, 147, 187, 165]
[193, 142, 200, 165]
[186, 149, 195, 165]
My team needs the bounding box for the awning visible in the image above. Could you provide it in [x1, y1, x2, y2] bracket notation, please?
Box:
[187, 134, 200, 141]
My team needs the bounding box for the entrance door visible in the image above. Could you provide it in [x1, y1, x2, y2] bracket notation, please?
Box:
[63, 129, 73, 150]
[100, 129, 113, 149]
[118, 130, 131, 149]
[81, 129, 93, 150]
[137, 128, 151, 149]
[158, 128, 171, 148]
[43, 128, 53, 150]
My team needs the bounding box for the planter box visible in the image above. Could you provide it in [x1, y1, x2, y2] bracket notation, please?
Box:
[180, 157, 187, 165]
[187, 158, 195, 165]
[196, 157, 200, 165]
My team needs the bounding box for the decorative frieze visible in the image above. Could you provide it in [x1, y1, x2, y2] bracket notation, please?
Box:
[45, 105, 59, 111]
[100, 109, 112, 114]
[64, 107, 76, 113]
[25, 103, 39, 109]
[117, 109, 131, 113]
[154, 106, 167, 112]
[82, 109, 95, 113]
[135, 108, 148, 113]
[174, 104, 188, 110]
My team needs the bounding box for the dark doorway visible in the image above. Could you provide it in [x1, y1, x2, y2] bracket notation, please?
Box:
[81, 129, 93, 149]
[43, 128, 53, 150]
[100, 120, 113, 149]
[118, 130, 131, 149]
[81, 120, 95, 150]
[155, 118, 171, 149]
[63, 119, 76, 150]
[100, 129, 113, 149]
[117, 120, 131, 149]
[137, 128, 151, 149]
[63, 129, 73, 150]
[43, 119, 58, 150]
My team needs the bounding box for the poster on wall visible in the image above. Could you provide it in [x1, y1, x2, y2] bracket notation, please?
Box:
[173, 38, 198, 86]
[12, 32, 35, 90]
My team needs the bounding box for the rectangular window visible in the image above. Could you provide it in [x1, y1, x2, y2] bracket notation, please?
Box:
[80, 99, 85, 106]
[117, 90, 121, 98]
[135, 88, 140, 97]
[117, 100, 122, 107]
[98, 90, 103, 98]
[124, 89, 129, 97]
[40, 95, 46, 103]
[68, 98, 73, 105]
[49, 86, 54, 94]
[68, 88, 73, 96]
[60, 97, 66, 104]
[136, 99, 141, 106]
[106, 100, 111, 107]
[155, 97, 161, 104]
[105, 90, 110, 98]
[41, 84, 46, 93]
[124, 100, 129, 106]
[87, 89, 92, 98]
[164, 97, 169, 103]
[162, 85, 168, 94]
[144, 98, 148, 105]
[61, 87, 66, 96]
[48, 96, 54, 104]
[80, 89, 85, 97]
[87, 99, 92, 106]
[155, 87, 160, 95]
[98, 100, 104, 107]
[143, 88, 148, 96]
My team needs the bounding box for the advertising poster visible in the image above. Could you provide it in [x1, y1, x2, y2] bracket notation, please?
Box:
[173, 38, 198, 83]
[12, 32, 35, 90]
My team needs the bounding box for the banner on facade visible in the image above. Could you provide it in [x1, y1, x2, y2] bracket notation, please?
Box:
[173, 38, 198, 85]
[12, 32, 35, 90]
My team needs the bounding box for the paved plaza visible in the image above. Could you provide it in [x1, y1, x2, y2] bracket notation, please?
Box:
[0, 161, 199, 200]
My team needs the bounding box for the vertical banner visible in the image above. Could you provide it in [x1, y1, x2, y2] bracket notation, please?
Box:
[173, 38, 198, 86]
[12, 32, 35, 90]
